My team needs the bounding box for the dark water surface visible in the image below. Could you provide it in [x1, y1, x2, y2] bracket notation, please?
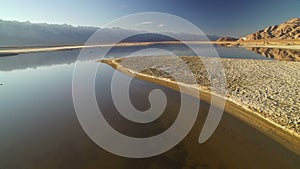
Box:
[1, 45, 300, 169]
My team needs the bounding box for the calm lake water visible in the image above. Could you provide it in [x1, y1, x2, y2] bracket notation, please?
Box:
[0, 45, 300, 169]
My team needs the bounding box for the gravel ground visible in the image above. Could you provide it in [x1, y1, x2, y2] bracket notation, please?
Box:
[107, 56, 300, 134]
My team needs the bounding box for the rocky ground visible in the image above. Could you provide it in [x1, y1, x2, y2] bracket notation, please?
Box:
[108, 56, 300, 134]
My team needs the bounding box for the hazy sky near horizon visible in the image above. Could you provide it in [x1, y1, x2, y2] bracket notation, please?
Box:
[1, 0, 300, 37]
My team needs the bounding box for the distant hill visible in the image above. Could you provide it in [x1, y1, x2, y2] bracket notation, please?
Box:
[239, 18, 300, 41]
[216, 37, 238, 41]
[0, 19, 97, 46]
[0, 19, 220, 47]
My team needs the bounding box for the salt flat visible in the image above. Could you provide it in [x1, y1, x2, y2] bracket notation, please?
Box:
[101, 56, 300, 139]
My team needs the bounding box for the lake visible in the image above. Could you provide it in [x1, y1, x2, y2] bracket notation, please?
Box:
[0, 44, 299, 169]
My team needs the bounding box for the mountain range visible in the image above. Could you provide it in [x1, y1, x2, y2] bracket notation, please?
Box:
[1, 18, 299, 47]
[0, 19, 220, 47]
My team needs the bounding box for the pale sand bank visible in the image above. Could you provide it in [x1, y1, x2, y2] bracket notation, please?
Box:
[101, 56, 300, 155]
[0, 41, 299, 55]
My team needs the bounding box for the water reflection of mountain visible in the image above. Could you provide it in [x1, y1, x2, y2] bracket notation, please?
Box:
[246, 47, 300, 61]
[0, 50, 80, 71]
[0, 44, 196, 71]
[2, 44, 293, 71]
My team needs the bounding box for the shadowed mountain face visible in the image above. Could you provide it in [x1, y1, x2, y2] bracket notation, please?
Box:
[240, 18, 300, 41]
[246, 47, 300, 61]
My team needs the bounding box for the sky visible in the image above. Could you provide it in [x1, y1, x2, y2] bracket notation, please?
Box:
[1, 0, 300, 37]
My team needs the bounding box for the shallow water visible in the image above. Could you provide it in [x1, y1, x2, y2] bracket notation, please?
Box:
[0, 44, 270, 71]
[0, 45, 299, 169]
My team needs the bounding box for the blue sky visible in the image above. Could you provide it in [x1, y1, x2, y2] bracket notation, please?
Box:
[1, 0, 300, 37]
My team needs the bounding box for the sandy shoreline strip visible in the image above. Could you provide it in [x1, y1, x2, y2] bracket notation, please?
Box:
[100, 56, 300, 155]
[0, 41, 299, 55]
[241, 44, 300, 50]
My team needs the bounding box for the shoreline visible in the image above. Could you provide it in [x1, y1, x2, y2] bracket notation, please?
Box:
[101, 57, 300, 156]
[0, 41, 299, 56]
[240, 44, 300, 50]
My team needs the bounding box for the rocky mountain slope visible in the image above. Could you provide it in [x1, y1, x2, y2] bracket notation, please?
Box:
[239, 18, 300, 41]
